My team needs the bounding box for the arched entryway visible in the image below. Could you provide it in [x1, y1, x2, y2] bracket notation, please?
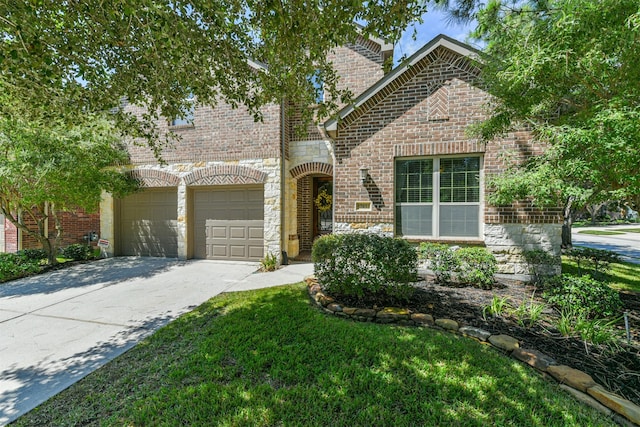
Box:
[290, 162, 333, 253]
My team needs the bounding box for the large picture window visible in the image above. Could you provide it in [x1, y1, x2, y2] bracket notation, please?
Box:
[395, 156, 481, 238]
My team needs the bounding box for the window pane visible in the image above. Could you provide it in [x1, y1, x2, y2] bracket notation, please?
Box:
[396, 204, 433, 236]
[467, 187, 479, 202]
[452, 188, 466, 202]
[440, 188, 451, 203]
[453, 172, 466, 186]
[395, 159, 433, 203]
[439, 205, 479, 237]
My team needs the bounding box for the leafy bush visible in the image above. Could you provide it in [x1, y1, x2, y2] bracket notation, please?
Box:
[312, 233, 417, 302]
[419, 243, 497, 289]
[523, 249, 559, 283]
[543, 274, 622, 319]
[566, 247, 621, 279]
[455, 247, 497, 289]
[0, 253, 41, 281]
[61, 244, 94, 261]
[418, 242, 457, 284]
[259, 252, 278, 272]
[17, 248, 47, 261]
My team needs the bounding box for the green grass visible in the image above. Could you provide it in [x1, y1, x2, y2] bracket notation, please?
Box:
[615, 228, 640, 233]
[562, 258, 640, 293]
[577, 230, 625, 235]
[15, 284, 615, 427]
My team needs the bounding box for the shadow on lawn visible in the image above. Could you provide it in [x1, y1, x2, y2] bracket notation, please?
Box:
[76, 286, 608, 426]
[0, 257, 179, 298]
[8, 286, 613, 426]
[0, 310, 177, 425]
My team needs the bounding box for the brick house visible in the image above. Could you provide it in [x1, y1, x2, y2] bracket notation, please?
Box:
[0, 210, 100, 253]
[90, 34, 561, 274]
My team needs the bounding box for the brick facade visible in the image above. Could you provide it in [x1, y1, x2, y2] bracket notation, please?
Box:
[2, 208, 100, 253]
[125, 101, 282, 165]
[17, 33, 557, 273]
[326, 36, 562, 273]
[331, 43, 561, 228]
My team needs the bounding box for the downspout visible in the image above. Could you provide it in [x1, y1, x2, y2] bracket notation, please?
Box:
[280, 99, 288, 265]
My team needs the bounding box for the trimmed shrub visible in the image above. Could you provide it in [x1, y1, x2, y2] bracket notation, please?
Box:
[61, 244, 94, 261]
[523, 249, 559, 284]
[455, 247, 497, 289]
[543, 274, 622, 319]
[418, 242, 457, 284]
[0, 253, 41, 281]
[419, 243, 497, 289]
[17, 248, 48, 261]
[566, 247, 620, 279]
[312, 233, 417, 302]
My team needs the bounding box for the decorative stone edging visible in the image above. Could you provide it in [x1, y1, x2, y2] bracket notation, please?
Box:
[305, 276, 640, 427]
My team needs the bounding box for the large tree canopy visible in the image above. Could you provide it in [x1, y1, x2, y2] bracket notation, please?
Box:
[0, 1, 437, 148]
[0, 97, 137, 263]
[472, 0, 640, 209]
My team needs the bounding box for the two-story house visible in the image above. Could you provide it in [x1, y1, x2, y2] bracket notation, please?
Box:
[2, 34, 561, 274]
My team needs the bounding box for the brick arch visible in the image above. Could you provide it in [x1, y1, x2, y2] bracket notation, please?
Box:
[289, 162, 333, 179]
[128, 169, 180, 187]
[183, 165, 268, 186]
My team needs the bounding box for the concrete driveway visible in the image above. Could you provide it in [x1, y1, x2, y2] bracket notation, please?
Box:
[572, 224, 640, 263]
[0, 257, 313, 425]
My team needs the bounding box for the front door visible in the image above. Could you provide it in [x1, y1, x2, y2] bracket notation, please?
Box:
[313, 178, 333, 239]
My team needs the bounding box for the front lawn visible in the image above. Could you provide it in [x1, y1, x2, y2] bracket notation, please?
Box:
[15, 284, 614, 426]
[562, 257, 640, 293]
[577, 230, 625, 235]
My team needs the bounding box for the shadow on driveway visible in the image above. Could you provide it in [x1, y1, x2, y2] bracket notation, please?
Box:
[0, 257, 180, 299]
[0, 310, 176, 425]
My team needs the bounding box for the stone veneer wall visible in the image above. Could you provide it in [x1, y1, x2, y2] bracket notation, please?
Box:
[100, 158, 281, 260]
[484, 224, 562, 274]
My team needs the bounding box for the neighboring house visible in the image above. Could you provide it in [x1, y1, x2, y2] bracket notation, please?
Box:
[95, 34, 561, 274]
[0, 210, 100, 253]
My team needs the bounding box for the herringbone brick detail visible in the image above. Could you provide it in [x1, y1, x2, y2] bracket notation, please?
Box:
[428, 83, 449, 120]
[183, 165, 268, 186]
[128, 169, 180, 187]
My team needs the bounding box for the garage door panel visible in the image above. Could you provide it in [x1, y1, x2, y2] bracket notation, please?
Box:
[248, 227, 263, 239]
[204, 219, 263, 261]
[194, 187, 264, 260]
[210, 245, 228, 257]
[248, 246, 264, 259]
[119, 190, 178, 258]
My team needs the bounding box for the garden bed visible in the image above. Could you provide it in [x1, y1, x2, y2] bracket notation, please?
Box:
[325, 274, 640, 408]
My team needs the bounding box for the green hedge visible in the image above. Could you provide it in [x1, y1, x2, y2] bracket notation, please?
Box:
[418, 243, 497, 289]
[312, 233, 417, 302]
[543, 274, 622, 319]
[0, 253, 42, 282]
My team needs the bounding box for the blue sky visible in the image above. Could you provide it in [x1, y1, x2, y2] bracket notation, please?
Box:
[393, 8, 477, 64]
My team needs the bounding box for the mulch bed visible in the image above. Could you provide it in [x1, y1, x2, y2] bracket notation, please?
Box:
[333, 275, 640, 407]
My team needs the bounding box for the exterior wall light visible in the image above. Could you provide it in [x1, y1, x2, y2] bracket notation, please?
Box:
[359, 166, 369, 184]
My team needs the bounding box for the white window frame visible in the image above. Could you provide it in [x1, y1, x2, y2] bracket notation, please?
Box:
[395, 155, 484, 240]
[170, 94, 195, 127]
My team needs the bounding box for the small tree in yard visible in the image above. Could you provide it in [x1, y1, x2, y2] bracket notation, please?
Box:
[0, 101, 138, 265]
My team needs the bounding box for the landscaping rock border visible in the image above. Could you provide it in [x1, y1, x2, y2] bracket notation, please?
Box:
[305, 276, 640, 427]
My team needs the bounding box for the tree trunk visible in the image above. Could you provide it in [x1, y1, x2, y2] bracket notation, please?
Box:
[561, 196, 575, 249]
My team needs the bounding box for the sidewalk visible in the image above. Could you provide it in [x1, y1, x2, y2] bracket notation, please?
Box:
[0, 257, 313, 425]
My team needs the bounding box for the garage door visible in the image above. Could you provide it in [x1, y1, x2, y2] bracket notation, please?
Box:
[119, 189, 178, 257]
[193, 186, 264, 260]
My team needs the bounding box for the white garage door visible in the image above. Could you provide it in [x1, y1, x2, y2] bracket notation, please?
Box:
[193, 186, 264, 260]
[119, 189, 178, 257]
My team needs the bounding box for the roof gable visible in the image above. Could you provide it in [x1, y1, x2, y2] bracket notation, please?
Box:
[324, 34, 480, 136]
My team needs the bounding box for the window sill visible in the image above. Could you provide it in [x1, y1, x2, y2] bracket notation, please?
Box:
[402, 236, 485, 246]
[168, 123, 195, 130]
